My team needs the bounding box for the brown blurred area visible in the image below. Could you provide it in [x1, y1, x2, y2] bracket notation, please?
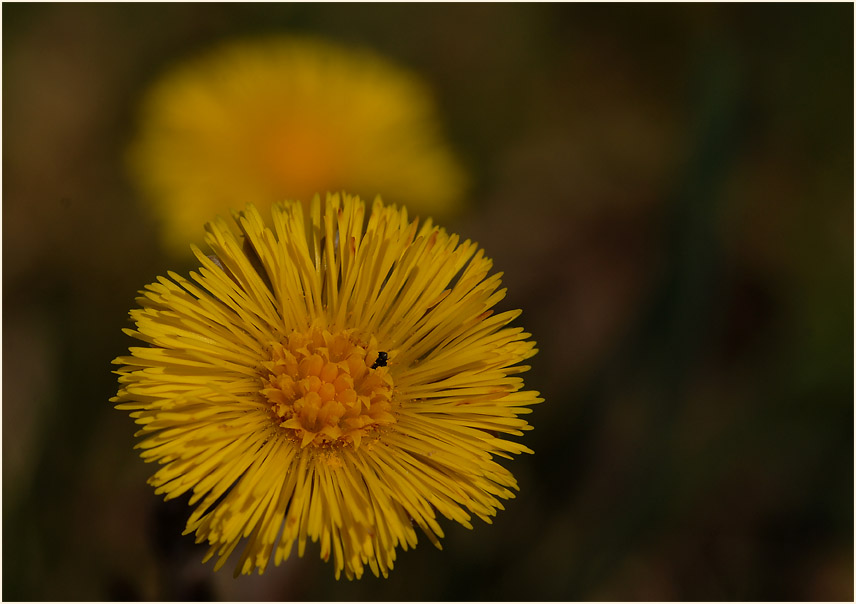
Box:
[2, 3, 852, 601]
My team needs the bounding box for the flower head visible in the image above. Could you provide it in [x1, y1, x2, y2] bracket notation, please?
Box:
[127, 36, 468, 254]
[113, 194, 540, 579]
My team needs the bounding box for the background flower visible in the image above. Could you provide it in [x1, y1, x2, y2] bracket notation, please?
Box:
[127, 35, 469, 254]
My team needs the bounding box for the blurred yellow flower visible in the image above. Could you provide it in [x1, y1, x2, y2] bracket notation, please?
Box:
[128, 36, 468, 254]
[113, 194, 540, 579]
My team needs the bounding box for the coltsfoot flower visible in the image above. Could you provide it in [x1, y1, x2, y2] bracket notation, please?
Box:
[128, 36, 468, 254]
[113, 194, 541, 579]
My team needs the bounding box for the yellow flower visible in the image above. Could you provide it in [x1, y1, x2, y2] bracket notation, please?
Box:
[113, 194, 540, 579]
[127, 36, 468, 254]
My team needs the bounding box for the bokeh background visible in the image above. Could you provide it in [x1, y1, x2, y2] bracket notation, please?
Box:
[3, 3, 853, 601]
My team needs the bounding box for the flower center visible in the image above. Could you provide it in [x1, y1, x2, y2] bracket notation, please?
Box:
[260, 327, 395, 449]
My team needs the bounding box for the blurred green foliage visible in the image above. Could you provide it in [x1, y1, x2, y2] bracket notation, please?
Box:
[3, 3, 852, 600]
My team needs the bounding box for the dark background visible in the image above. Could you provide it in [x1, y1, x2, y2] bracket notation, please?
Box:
[3, 3, 853, 601]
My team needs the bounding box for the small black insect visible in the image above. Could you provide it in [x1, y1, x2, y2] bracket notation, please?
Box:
[371, 351, 388, 369]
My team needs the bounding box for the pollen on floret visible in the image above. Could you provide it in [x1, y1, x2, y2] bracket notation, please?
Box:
[260, 326, 395, 449]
